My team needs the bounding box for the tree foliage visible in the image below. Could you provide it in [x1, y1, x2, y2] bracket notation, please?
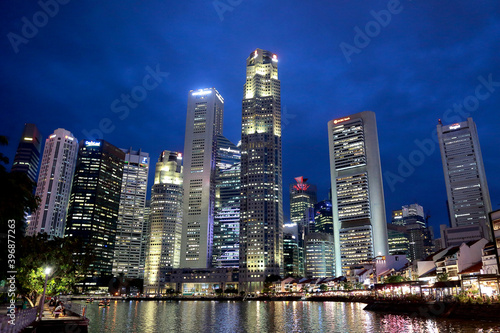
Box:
[17, 234, 92, 305]
[1, 135, 40, 279]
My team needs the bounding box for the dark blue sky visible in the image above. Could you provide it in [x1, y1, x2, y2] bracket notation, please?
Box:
[1, 0, 499, 236]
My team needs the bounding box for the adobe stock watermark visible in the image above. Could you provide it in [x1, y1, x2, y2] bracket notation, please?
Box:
[339, 0, 406, 64]
[281, 106, 296, 130]
[82, 64, 169, 140]
[384, 73, 500, 193]
[213, 0, 243, 21]
[7, 0, 71, 54]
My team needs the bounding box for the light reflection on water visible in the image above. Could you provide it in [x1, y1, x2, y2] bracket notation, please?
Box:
[81, 300, 500, 333]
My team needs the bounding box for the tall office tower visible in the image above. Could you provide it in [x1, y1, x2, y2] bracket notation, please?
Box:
[142, 199, 151, 278]
[112, 148, 149, 279]
[305, 233, 335, 278]
[212, 136, 241, 268]
[290, 177, 317, 225]
[239, 48, 283, 291]
[26, 129, 78, 238]
[283, 232, 299, 277]
[11, 123, 42, 183]
[437, 118, 492, 239]
[314, 200, 334, 234]
[290, 177, 317, 277]
[144, 151, 183, 294]
[392, 209, 404, 226]
[328, 111, 388, 276]
[65, 140, 124, 280]
[180, 87, 224, 269]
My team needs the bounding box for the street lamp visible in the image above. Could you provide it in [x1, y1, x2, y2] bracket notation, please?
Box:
[38, 267, 51, 321]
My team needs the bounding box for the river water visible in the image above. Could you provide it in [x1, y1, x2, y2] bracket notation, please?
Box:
[81, 300, 500, 332]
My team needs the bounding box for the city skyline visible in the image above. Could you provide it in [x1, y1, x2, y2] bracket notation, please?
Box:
[2, 1, 500, 237]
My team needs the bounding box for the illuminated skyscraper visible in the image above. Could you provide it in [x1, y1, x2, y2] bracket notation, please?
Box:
[328, 111, 388, 275]
[144, 151, 183, 294]
[437, 118, 492, 238]
[112, 148, 149, 279]
[65, 140, 124, 281]
[212, 135, 241, 268]
[305, 233, 335, 278]
[11, 123, 42, 183]
[290, 176, 317, 277]
[27, 129, 78, 238]
[239, 48, 283, 291]
[283, 232, 299, 277]
[180, 88, 224, 269]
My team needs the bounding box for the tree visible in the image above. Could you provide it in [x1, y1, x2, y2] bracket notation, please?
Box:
[437, 272, 449, 282]
[385, 275, 404, 283]
[319, 284, 328, 292]
[0, 135, 40, 281]
[16, 234, 92, 306]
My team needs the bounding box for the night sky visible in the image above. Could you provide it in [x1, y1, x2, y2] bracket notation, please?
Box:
[1, 0, 499, 237]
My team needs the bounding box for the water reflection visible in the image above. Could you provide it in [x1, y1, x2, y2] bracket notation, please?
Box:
[81, 300, 500, 333]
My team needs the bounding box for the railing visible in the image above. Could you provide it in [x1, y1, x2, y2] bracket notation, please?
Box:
[0, 307, 37, 333]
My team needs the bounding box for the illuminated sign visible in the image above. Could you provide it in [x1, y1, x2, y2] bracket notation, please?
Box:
[272, 54, 278, 62]
[254, 50, 258, 58]
[65, 135, 74, 141]
[24, 137, 33, 141]
[449, 123, 461, 130]
[293, 176, 310, 191]
[49, 134, 57, 138]
[177, 153, 183, 160]
[142, 157, 148, 164]
[85, 140, 101, 147]
[192, 89, 212, 96]
[333, 117, 351, 125]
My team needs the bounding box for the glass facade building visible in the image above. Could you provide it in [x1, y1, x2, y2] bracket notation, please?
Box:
[65, 140, 125, 279]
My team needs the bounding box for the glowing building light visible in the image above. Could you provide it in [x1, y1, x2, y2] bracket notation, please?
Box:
[192, 89, 212, 96]
[85, 140, 101, 147]
[333, 117, 351, 125]
[449, 123, 461, 130]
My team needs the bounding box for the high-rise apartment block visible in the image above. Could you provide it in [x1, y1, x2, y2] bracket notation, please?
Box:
[65, 140, 124, 281]
[180, 88, 224, 269]
[239, 49, 283, 290]
[437, 118, 492, 239]
[27, 129, 78, 238]
[328, 111, 388, 275]
[112, 148, 149, 279]
[144, 151, 183, 294]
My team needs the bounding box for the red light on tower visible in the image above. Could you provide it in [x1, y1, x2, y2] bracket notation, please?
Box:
[293, 176, 310, 191]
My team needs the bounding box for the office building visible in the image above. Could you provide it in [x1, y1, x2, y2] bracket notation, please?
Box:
[290, 177, 317, 225]
[65, 140, 124, 281]
[180, 88, 224, 269]
[328, 111, 388, 275]
[437, 118, 492, 239]
[305, 233, 335, 278]
[11, 123, 42, 183]
[387, 224, 409, 257]
[239, 48, 283, 291]
[112, 148, 149, 279]
[144, 151, 183, 294]
[27, 129, 78, 238]
[212, 136, 241, 268]
[314, 200, 334, 234]
[283, 232, 300, 277]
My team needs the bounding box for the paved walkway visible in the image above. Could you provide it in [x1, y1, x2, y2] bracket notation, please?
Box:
[40, 304, 81, 321]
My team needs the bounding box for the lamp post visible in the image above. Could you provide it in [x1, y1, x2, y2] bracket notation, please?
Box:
[38, 267, 51, 321]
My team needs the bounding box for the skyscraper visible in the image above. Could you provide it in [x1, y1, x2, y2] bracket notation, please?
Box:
[112, 148, 149, 279]
[290, 176, 317, 277]
[290, 177, 317, 226]
[180, 87, 224, 269]
[239, 48, 283, 291]
[283, 232, 299, 277]
[11, 123, 42, 183]
[314, 200, 333, 234]
[65, 140, 124, 281]
[144, 151, 183, 295]
[27, 129, 78, 238]
[328, 111, 388, 276]
[305, 233, 335, 279]
[212, 135, 241, 268]
[437, 118, 492, 238]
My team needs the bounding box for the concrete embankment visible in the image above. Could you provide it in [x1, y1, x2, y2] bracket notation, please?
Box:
[364, 301, 500, 321]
